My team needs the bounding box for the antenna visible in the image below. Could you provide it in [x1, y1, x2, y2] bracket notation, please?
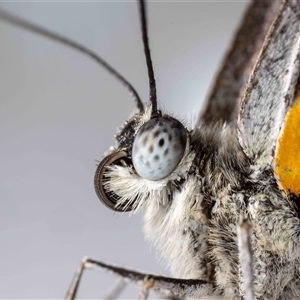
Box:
[0, 8, 144, 112]
[138, 0, 158, 117]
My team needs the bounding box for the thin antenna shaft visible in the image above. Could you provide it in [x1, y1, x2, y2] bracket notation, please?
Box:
[139, 0, 158, 117]
[0, 8, 144, 112]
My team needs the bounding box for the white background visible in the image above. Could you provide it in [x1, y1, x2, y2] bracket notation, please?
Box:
[0, 1, 248, 298]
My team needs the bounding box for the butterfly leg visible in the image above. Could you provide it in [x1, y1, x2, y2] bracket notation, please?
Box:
[104, 279, 127, 300]
[65, 257, 127, 300]
[65, 256, 88, 300]
[65, 257, 212, 299]
[137, 277, 154, 300]
[237, 220, 254, 300]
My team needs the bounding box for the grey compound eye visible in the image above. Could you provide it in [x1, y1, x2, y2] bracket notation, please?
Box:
[132, 116, 187, 181]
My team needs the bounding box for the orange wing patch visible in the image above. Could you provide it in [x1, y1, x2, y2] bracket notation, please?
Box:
[276, 94, 300, 196]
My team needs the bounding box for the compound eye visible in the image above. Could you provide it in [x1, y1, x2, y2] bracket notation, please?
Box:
[132, 116, 187, 181]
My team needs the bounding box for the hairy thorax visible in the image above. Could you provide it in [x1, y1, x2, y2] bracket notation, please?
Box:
[143, 123, 300, 299]
[143, 125, 245, 292]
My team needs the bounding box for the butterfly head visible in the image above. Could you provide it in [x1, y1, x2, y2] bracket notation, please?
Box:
[94, 105, 193, 212]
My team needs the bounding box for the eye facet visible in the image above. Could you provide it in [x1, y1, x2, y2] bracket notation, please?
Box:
[132, 116, 187, 181]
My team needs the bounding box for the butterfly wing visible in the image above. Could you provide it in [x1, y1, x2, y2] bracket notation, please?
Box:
[200, 0, 282, 124]
[237, 0, 300, 169]
[236, 0, 300, 298]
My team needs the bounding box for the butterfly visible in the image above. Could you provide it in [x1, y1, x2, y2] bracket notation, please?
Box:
[1, 0, 300, 299]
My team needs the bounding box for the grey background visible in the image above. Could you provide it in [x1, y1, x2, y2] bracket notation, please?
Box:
[0, 1, 248, 299]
